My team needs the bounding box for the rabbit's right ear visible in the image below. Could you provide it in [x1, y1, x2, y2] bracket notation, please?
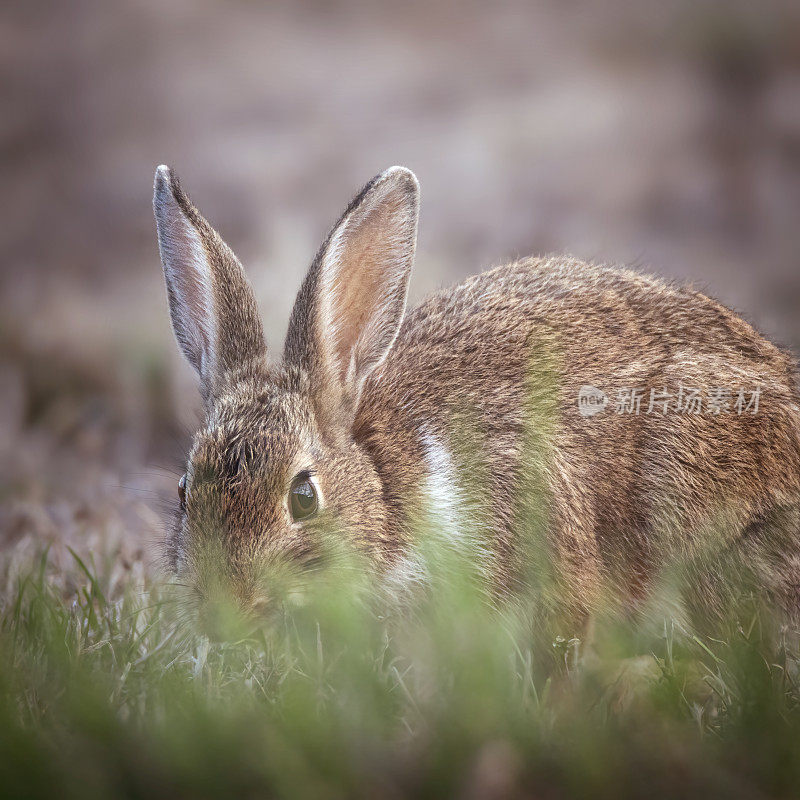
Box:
[284, 167, 419, 419]
[153, 166, 267, 407]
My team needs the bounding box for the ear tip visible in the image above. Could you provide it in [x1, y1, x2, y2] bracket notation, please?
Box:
[153, 164, 174, 205]
[154, 163, 172, 187]
[380, 165, 419, 196]
[153, 165, 192, 218]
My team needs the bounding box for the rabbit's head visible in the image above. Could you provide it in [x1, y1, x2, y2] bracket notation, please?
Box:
[154, 165, 419, 630]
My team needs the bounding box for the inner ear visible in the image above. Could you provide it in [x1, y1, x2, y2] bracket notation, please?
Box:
[285, 166, 419, 406]
[154, 171, 216, 377]
[323, 182, 415, 384]
[154, 165, 267, 406]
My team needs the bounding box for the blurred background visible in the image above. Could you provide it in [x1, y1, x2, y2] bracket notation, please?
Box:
[2, 0, 799, 576]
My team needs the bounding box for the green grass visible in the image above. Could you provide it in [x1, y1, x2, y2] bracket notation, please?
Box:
[1, 534, 800, 800]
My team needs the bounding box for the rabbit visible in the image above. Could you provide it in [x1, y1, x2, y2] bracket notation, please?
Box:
[153, 164, 800, 631]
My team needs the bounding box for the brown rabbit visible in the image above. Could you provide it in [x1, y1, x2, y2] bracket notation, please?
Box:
[153, 165, 800, 628]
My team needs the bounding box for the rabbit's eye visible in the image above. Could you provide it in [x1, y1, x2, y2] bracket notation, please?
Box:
[289, 475, 318, 522]
[178, 473, 187, 509]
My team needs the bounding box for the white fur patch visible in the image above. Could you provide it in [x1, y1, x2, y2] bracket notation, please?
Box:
[383, 551, 428, 597]
[419, 427, 492, 577]
[419, 427, 464, 542]
[384, 427, 494, 599]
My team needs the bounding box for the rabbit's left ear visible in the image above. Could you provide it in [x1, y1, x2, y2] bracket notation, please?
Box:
[284, 166, 419, 412]
[154, 166, 267, 408]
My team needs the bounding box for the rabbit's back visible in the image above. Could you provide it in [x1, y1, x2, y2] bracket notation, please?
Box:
[356, 257, 800, 602]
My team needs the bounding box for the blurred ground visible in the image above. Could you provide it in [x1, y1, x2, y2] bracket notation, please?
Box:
[1, 0, 799, 574]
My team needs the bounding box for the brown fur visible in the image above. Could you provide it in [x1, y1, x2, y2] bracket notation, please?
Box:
[153, 165, 800, 625]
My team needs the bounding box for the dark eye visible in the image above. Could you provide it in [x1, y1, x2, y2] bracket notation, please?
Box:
[178, 473, 187, 509]
[289, 475, 318, 522]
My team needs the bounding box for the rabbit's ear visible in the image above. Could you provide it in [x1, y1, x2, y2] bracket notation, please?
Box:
[153, 166, 266, 406]
[285, 166, 419, 412]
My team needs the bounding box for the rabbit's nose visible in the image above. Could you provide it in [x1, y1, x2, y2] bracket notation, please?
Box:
[197, 598, 248, 642]
[250, 596, 273, 619]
